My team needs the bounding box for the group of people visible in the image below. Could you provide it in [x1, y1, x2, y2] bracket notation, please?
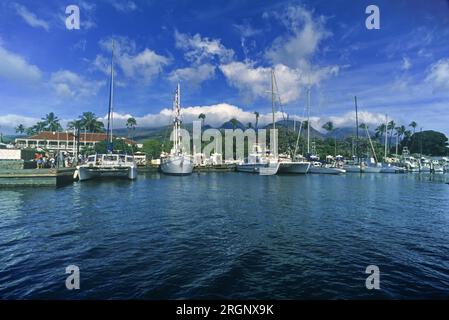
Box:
[34, 152, 81, 169]
[34, 153, 55, 169]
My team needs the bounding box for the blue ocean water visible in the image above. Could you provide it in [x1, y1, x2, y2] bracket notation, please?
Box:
[1, 172, 449, 299]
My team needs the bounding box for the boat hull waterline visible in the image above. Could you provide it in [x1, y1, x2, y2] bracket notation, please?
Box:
[78, 166, 137, 181]
[309, 167, 346, 174]
[278, 162, 310, 174]
[160, 155, 194, 175]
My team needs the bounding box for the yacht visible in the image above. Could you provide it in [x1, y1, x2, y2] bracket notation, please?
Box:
[77, 41, 137, 181]
[236, 144, 276, 173]
[401, 147, 419, 172]
[343, 160, 364, 173]
[419, 158, 431, 173]
[309, 161, 346, 174]
[78, 154, 137, 181]
[380, 163, 406, 173]
[160, 84, 194, 176]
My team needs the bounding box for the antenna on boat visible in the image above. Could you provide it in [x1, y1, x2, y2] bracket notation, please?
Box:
[106, 40, 115, 153]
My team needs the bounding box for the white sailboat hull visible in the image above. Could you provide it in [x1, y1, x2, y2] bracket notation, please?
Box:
[259, 163, 281, 175]
[343, 165, 363, 173]
[78, 165, 137, 181]
[363, 166, 382, 173]
[277, 162, 310, 174]
[380, 166, 406, 173]
[160, 155, 194, 175]
[236, 163, 267, 173]
[309, 167, 346, 174]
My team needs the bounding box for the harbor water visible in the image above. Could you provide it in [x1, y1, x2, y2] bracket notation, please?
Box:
[1, 172, 449, 299]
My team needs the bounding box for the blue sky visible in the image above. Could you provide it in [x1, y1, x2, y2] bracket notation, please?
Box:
[1, 0, 449, 135]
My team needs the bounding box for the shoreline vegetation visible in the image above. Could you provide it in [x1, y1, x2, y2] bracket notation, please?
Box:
[5, 111, 449, 160]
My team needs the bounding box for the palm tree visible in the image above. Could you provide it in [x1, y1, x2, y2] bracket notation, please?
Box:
[375, 123, 386, 142]
[322, 121, 338, 156]
[254, 112, 259, 129]
[409, 121, 417, 134]
[67, 120, 82, 130]
[126, 117, 137, 139]
[387, 120, 396, 145]
[35, 121, 47, 133]
[80, 112, 105, 133]
[198, 113, 206, 128]
[15, 124, 25, 135]
[395, 125, 406, 141]
[404, 130, 412, 139]
[42, 112, 62, 132]
[230, 118, 239, 130]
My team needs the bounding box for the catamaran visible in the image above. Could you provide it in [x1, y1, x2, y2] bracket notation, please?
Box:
[160, 84, 194, 176]
[77, 42, 137, 181]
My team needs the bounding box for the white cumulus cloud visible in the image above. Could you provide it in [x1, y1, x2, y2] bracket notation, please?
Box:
[174, 30, 235, 64]
[265, 5, 330, 69]
[220, 61, 338, 103]
[50, 70, 105, 97]
[168, 64, 216, 88]
[0, 44, 42, 82]
[95, 36, 170, 83]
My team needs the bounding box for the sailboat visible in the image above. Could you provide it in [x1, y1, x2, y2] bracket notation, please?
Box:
[78, 42, 137, 181]
[160, 84, 194, 175]
[303, 89, 345, 175]
[236, 69, 310, 175]
[343, 97, 362, 173]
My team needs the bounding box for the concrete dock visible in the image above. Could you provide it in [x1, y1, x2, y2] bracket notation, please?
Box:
[0, 168, 76, 187]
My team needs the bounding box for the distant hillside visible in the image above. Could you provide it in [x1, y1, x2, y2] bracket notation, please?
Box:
[219, 119, 246, 130]
[264, 120, 325, 140]
[113, 119, 328, 142]
[1, 135, 20, 143]
[114, 126, 171, 142]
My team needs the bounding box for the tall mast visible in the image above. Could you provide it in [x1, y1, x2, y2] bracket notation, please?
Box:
[106, 40, 115, 152]
[384, 114, 388, 159]
[354, 96, 359, 163]
[173, 83, 181, 153]
[271, 69, 276, 156]
[307, 88, 311, 154]
[177, 83, 181, 151]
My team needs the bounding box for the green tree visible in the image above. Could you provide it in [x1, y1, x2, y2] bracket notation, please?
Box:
[375, 123, 386, 141]
[126, 117, 137, 139]
[80, 112, 105, 133]
[400, 130, 448, 156]
[387, 120, 396, 144]
[94, 138, 134, 154]
[142, 139, 164, 159]
[395, 125, 406, 141]
[42, 112, 62, 132]
[67, 119, 84, 131]
[230, 118, 238, 130]
[15, 124, 25, 135]
[198, 113, 206, 128]
[254, 111, 259, 129]
[322, 121, 338, 156]
[409, 121, 417, 134]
